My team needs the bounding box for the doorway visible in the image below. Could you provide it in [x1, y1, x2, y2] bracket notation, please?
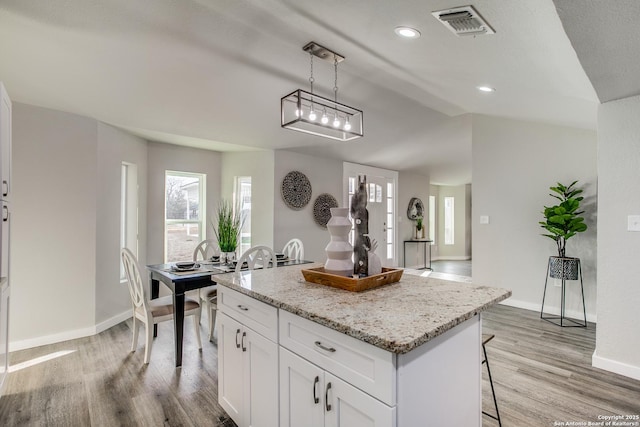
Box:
[343, 162, 398, 267]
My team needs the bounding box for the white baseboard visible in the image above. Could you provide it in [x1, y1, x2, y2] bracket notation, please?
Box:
[95, 310, 132, 334]
[499, 297, 597, 323]
[592, 350, 640, 381]
[9, 310, 131, 352]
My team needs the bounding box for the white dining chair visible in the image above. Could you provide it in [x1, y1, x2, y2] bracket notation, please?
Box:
[121, 248, 202, 364]
[193, 239, 219, 342]
[282, 238, 304, 261]
[236, 245, 277, 272]
[193, 239, 219, 261]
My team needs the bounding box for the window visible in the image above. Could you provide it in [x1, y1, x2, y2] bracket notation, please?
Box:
[444, 196, 454, 245]
[165, 171, 206, 262]
[429, 195, 436, 245]
[121, 162, 138, 280]
[235, 176, 252, 256]
[386, 181, 394, 259]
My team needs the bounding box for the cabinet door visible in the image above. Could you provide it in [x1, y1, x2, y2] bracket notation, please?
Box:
[0, 83, 11, 201]
[279, 348, 324, 427]
[218, 313, 244, 425]
[1, 201, 8, 280]
[244, 329, 279, 427]
[325, 373, 396, 427]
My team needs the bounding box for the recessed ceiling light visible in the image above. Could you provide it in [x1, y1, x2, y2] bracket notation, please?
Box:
[477, 86, 495, 93]
[394, 26, 421, 39]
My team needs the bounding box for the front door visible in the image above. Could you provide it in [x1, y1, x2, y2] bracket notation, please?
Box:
[344, 163, 397, 267]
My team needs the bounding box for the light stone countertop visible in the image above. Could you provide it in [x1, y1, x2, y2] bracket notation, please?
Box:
[214, 263, 511, 354]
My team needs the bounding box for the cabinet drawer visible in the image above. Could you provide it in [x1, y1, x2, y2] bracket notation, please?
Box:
[279, 309, 396, 406]
[219, 287, 278, 342]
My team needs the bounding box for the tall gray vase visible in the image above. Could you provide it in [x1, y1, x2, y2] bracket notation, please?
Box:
[351, 175, 369, 276]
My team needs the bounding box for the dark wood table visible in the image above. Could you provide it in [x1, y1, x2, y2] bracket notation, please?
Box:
[147, 259, 311, 367]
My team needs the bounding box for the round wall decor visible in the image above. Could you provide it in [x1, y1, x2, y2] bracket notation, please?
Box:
[407, 197, 425, 220]
[281, 171, 312, 210]
[313, 193, 339, 227]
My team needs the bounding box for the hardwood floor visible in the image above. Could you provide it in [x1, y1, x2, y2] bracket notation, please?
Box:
[1, 304, 638, 426]
[431, 259, 472, 276]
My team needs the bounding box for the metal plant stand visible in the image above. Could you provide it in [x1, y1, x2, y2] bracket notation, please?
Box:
[540, 256, 587, 327]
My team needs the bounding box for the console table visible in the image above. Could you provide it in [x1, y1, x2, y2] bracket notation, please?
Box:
[404, 240, 433, 270]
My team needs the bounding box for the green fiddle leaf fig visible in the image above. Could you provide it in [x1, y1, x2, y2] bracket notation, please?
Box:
[539, 180, 588, 257]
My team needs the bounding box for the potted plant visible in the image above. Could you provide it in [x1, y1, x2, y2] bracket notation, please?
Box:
[212, 200, 244, 263]
[415, 216, 424, 240]
[539, 181, 587, 279]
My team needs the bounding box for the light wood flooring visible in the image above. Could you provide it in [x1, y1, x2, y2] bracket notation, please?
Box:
[1, 304, 639, 426]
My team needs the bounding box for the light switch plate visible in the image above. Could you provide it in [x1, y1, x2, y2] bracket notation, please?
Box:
[480, 215, 490, 225]
[628, 215, 640, 231]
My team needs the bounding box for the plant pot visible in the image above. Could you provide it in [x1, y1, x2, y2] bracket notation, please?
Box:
[221, 251, 236, 265]
[549, 256, 579, 280]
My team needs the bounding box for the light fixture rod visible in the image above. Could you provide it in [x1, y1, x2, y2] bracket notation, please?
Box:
[303, 42, 345, 63]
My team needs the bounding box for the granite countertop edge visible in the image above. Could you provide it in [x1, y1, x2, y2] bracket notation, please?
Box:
[216, 272, 512, 354]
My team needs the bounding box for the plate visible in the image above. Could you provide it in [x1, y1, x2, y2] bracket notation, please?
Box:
[172, 262, 200, 272]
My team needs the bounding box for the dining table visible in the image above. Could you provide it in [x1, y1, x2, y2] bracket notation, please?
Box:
[146, 258, 311, 367]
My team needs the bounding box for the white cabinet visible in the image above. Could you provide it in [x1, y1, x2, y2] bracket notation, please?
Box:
[218, 284, 483, 427]
[0, 82, 11, 396]
[218, 288, 278, 427]
[280, 347, 395, 427]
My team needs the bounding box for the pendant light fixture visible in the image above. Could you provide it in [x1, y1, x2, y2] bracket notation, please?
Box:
[281, 42, 363, 141]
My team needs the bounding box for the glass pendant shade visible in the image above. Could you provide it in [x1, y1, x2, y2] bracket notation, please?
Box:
[281, 89, 363, 141]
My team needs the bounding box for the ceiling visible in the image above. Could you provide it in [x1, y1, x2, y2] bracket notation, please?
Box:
[0, 0, 604, 185]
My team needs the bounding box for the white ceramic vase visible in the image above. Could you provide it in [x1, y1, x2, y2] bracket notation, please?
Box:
[324, 207, 354, 276]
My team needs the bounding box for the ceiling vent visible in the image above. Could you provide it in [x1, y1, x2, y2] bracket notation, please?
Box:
[432, 5, 495, 37]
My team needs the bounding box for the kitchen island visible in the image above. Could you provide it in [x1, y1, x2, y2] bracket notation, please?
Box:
[214, 263, 511, 427]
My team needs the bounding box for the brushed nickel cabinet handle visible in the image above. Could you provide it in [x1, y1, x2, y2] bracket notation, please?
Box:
[314, 341, 336, 353]
[237, 304, 249, 311]
[235, 329, 241, 348]
[2, 181, 7, 197]
[313, 376, 320, 404]
[325, 382, 332, 411]
[241, 331, 247, 352]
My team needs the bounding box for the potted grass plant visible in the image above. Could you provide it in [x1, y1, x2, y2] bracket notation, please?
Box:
[212, 200, 244, 264]
[415, 216, 425, 240]
[539, 181, 587, 279]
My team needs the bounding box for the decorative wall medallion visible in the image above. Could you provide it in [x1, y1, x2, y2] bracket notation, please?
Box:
[407, 197, 425, 220]
[281, 171, 312, 210]
[313, 193, 339, 227]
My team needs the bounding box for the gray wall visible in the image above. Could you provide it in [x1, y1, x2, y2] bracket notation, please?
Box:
[472, 114, 597, 321]
[436, 184, 471, 260]
[12, 103, 97, 345]
[273, 150, 343, 263]
[398, 171, 430, 268]
[146, 142, 222, 265]
[11, 103, 149, 347]
[595, 94, 640, 379]
[221, 151, 274, 250]
[96, 123, 148, 325]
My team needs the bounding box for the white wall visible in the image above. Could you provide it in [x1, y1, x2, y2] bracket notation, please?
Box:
[221, 151, 274, 251]
[146, 142, 222, 265]
[398, 171, 430, 268]
[594, 95, 640, 380]
[437, 184, 471, 260]
[96, 123, 148, 325]
[11, 103, 98, 346]
[472, 114, 597, 321]
[273, 151, 343, 263]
